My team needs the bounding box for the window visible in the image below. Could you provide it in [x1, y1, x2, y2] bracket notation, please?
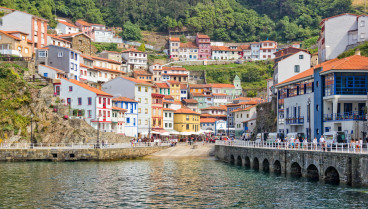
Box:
[99, 97, 101, 104]
[69, 86, 73, 91]
[17, 46, 21, 52]
[361, 20, 365, 27]
[145, 87, 148, 92]
[138, 108, 141, 113]
[186, 124, 189, 130]
[78, 97, 82, 105]
[39, 50, 47, 58]
[299, 55, 304, 59]
[25, 48, 29, 54]
[138, 98, 141, 103]
[145, 98, 148, 104]
[58, 52, 63, 57]
[67, 98, 71, 105]
[88, 110, 92, 118]
[294, 65, 300, 73]
[361, 33, 365, 39]
[87, 97, 92, 105]
[138, 86, 141, 92]
[186, 115, 189, 120]
[126, 118, 130, 124]
[145, 108, 148, 114]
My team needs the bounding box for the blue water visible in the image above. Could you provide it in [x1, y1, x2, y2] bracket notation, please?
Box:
[0, 157, 367, 208]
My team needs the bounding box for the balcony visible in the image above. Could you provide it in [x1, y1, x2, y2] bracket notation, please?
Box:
[323, 112, 366, 122]
[286, 117, 304, 125]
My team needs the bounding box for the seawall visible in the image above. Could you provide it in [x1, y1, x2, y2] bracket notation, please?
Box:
[215, 145, 368, 187]
[0, 146, 168, 162]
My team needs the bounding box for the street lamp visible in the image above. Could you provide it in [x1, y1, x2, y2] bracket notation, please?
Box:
[30, 113, 34, 149]
[307, 97, 311, 142]
[96, 114, 100, 149]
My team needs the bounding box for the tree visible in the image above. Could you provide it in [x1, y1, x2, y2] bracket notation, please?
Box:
[120, 21, 142, 41]
[138, 43, 146, 52]
[180, 34, 187, 43]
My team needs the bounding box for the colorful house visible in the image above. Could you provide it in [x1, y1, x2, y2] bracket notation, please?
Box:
[196, 34, 211, 60]
[111, 107, 127, 134]
[151, 93, 164, 131]
[167, 80, 181, 101]
[55, 20, 79, 35]
[112, 96, 138, 137]
[0, 30, 33, 57]
[174, 108, 200, 134]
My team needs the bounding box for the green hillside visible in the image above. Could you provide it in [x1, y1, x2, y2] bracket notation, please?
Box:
[0, 0, 354, 42]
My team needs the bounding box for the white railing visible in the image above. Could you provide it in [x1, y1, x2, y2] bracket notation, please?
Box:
[215, 140, 368, 154]
[0, 142, 171, 150]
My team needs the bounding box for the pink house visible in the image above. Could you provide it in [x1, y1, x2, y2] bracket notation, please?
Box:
[75, 19, 94, 41]
[196, 34, 211, 60]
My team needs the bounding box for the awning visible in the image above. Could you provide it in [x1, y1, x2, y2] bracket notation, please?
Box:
[168, 130, 180, 135]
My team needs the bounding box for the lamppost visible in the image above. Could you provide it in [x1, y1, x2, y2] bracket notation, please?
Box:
[307, 97, 311, 142]
[96, 115, 100, 149]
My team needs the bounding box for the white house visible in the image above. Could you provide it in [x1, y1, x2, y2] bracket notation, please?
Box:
[94, 30, 122, 43]
[111, 107, 127, 135]
[102, 76, 153, 137]
[149, 63, 163, 83]
[163, 107, 174, 132]
[47, 34, 71, 48]
[318, 13, 367, 63]
[38, 64, 67, 79]
[53, 78, 113, 132]
[55, 20, 79, 35]
[259, 41, 277, 60]
[232, 105, 257, 137]
[121, 48, 148, 71]
[273, 50, 311, 85]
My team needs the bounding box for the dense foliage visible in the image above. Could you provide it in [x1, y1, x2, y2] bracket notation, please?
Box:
[338, 41, 368, 58]
[119, 21, 142, 41]
[184, 61, 273, 90]
[0, 0, 354, 42]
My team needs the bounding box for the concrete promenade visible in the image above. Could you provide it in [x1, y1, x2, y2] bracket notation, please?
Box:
[215, 141, 368, 187]
[0, 143, 170, 162]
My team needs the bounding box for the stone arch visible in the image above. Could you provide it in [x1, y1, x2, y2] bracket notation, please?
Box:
[244, 156, 251, 168]
[306, 164, 319, 181]
[253, 157, 259, 171]
[290, 162, 302, 177]
[236, 155, 242, 166]
[325, 166, 340, 185]
[230, 155, 235, 164]
[273, 160, 282, 174]
[263, 159, 270, 172]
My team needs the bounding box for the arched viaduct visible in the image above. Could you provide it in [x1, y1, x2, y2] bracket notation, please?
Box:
[215, 145, 368, 186]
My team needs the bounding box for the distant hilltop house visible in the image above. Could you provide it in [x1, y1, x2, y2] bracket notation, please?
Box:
[318, 13, 368, 63]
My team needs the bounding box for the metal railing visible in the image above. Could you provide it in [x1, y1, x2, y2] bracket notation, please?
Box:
[0, 142, 171, 150]
[285, 117, 304, 125]
[215, 140, 368, 154]
[323, 111, 366, 121]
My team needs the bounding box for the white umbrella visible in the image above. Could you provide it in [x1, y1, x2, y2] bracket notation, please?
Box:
[180, 132, 192, 136]
[161, 132, 170, 136]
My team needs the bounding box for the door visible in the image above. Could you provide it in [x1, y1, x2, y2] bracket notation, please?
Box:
[55, 86, 60, 96]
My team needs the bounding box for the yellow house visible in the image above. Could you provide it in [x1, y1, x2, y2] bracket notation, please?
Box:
[0, 30, 33, 57]
[167, 80, 180, 101]
[174, 108, 200, 133]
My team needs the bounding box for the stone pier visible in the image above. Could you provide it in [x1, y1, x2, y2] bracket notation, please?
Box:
[0, 146, 168, 162]
[215, 145, 368, 187]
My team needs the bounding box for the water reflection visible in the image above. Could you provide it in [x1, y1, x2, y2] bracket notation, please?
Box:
[0, 158, 368, 208]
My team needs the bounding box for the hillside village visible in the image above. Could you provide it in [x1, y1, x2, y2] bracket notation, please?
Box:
[0, 7, 367, 142]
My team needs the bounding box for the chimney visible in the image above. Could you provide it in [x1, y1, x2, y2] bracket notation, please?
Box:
[355, 49, 361, 55]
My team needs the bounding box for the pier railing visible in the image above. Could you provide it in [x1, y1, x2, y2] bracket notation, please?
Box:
[0, 142, 171, 150]
[215, 140, 368, 154]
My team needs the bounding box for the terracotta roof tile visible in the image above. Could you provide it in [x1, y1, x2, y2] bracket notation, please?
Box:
[94, 66, 124, 74]
[167, 80, 180, 84]
[201, 106, 227, 111]
[212, 93, 228, 96]
[183, 99, 198, 104]
[112, 106, 128, 112]
[197, 34, 210, 39]
[76, 19, 91, 26]
[209, 83, 235, 88]
[81, 54, 121, 64]
[211, 46, 231, 51]
[62, 78, 112, 97]
[191, 93, 212, 97]
[134, 70, 152, 76]
[38, 64, 65, 74]
[112, 96, 137, 102]
[163, 108, 175, 111]
[175, 108, 200, 115]
[170, 37, 180, 42]
[180, 42, 198, 48]
[155, 83, 170, 88]
[121, 76, 153, 85]
[200, 118, 217, 123]
[162, 67, 187, 71]
[121, 48, 144, 53]
[232, 105, 257, 112]
[189, 84, 211, 88]
[58, 20, 78, 28]
[180, 84, 188, 90]
[164, 95, 174, 100]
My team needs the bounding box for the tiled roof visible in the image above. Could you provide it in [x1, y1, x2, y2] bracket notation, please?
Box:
[121, 48, 144, 53]
[209, 83, 235, 88]
[58, 32, 85, 38]
[180, 42, 198, 48]
[121, 76, 153, 85]
[170, 37, 180, 42]
[201, 106, 227, 111]
[233, 97, 263, 101]
[76, 19, 91, 26]
[162, 67, 187, 71]
[183, 99, 198, 104]
[134, 70, 152, 76]
[167, 80, 180, 84]
[239, 45, 251, 50]
[175, 108, 200, 115]
[80, 63, 92, 69]
[320, 55, 368, 73]
[94, 66, 124, 74]
[112, 96, 137, 102]
[163, 100, 174, 104]
[197, 34, 210, 39]
[189, 84, 211, 88]
[155, 83, 170, 88]
[38, 64, 65, 74]
[180, 84, 188, 90]
[238, 101, 259, 105]
[112, 106, 128, 112]
[200, 118, 217, 123]
[62, 78, 112, 97]
[174, 101, 183, 105]
[191, 93, 212, 97]
[232, 105, 257, 112]
[151, 93, 165, 98]
[58, 20, 78, 28]
[0, 30, 22, 41]
[226, 103, 241, 107]
[211, 46, 231, 51]
[212, 93, 227, 96]
[81, 54, 121, 64]
[48, 34, 71, 43]
[275, 67, 314, 87]
[162, 73, 188, 76]
[164, 95, 174, 100]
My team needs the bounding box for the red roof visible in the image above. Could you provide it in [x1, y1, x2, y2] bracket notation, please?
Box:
[191, 93, 212, 97]
[180, 42, 198, 48]
[112, 96, 137, 102]
[201, 106, 227, 111]
[200, 118, 217, 123]
[183, 99, 198, 104]
[211, 46, 231, 51]
[167, 80, 180, 84]
[197, 34, 210, 39]
[48, 34, 71, 43]
[320, 55, 368, 73]
[162, 73, 188, 76]
[212, 93, 227, 96]
[58, 20, 78, 28]
[164, 95, 174, 100]
[134, 70, 152, 76]
[121, 48, 144, 53]
[58, 32, 86, 38]
[275, 68, 314, 87]
[180, 84, 188, 90]
[62, 78, 112, 97]
[94, 66, 124, 74]
[81, 54, 121, 65]
[76, 19, 91, 27]
[238, 101, 259, 105]
[163, 100, 174, 104]
[0, 30, 23, 41]
[170, 37, 180, 42]
[38, 64, 65, 74]
[175, 108, 200, 115]
[112, 106, 127, 112]
[232, 105, 257, 112]
[240, 45, 251, 50]
[189, 84, 211, 88]
[155, 83, 170, 88]
[121, 76, 153, 85]
[163, 108, 175, 111]
[210, 83, 235, 88]
[151, 93, 164, 98]
[233, 97, 263, 101]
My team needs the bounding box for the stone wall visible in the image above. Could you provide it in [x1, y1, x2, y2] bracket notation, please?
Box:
[0, 146, 168, 162]
[215, 145, 368, 187]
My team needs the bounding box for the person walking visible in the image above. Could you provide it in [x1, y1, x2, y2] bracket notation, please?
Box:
[320, 135, 325, 152]
[313, 137, 317, 150]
